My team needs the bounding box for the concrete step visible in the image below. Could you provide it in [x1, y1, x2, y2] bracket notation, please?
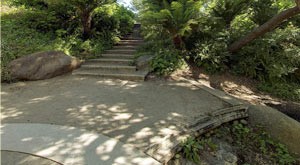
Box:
[101, 54, 134, 59]
[116, 42, 144, 46]
[85, 58, 134, 66]
[121, 37, 143, 40]
[79, 65, 137, 73]
[119, 40, 144, 44]
[120, 39, 144, 43]
[113, 45, 138, 49]
[105, 49, 136, 54]
[72, 71, 147, 81]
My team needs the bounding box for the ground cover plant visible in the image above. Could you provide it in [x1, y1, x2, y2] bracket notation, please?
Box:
[176, 120, 297, 165]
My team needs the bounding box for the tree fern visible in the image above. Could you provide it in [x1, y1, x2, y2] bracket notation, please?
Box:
[139, 0, 203, 49]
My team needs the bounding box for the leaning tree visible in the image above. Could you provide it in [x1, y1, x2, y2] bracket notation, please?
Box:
[228, 0, 300, 53]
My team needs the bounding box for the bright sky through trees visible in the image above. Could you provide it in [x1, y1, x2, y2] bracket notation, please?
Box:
[117, 0, 132, 7]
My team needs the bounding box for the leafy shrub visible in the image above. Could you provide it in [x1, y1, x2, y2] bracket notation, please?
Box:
[1, 5, 115, 82]
[151, 48, 184, 75]
[258, 81, 300, 101]
[192, 39, 229, 73]
[1, 10, 57, 82]
[115, 6, 135, 35]
[93, 5, 135, 38]
[231, 25, 300, 81]
[250, 0, 279, 25]
[230, 123, 296, 165]
[93, 9, 119, 34]
[21, 10, 61, 33]
[181, 137, 202, 163]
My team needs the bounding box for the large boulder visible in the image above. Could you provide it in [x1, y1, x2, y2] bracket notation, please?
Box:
[248, 105, 300, 159]
[9, 51, 81, 80]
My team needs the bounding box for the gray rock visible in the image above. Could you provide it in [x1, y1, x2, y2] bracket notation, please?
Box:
[240, 119, 248, 125]
[222, 152, 238, 164]
[248, 105, 300, 158]
[136, 55, 153, 71]
[9, 51, 81, 81]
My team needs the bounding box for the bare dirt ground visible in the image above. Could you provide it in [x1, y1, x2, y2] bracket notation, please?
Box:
[147, 65, 300, 122]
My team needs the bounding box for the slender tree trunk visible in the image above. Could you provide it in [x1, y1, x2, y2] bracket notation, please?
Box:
[228, 4, 300, 53]
[173, 35, 183, 49]
[81, 9, 93, 39]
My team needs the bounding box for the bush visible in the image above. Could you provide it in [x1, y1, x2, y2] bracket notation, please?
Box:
[115, 6, 135, 35]
[1, 5, 116, 82]
[258, 81, 300, 101]
[191, 36, 230, 74]
[1, 10, 57, 82]
[151, 48, 184, 75]
[21, 10, 61, 33]
[231, 25, 300, 81]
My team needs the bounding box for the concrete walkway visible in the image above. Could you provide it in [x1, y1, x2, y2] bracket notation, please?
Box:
[1, 75, 247, 164]
[1, 123, 160, 165]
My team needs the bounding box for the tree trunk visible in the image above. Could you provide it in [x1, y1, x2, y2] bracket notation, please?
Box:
[228, 4, 300, 53]
[173, 35, 183, 49]
[81, 10, 93, 39]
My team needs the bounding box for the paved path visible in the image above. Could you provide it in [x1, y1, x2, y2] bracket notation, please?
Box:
[1, 75, 247, 164]
[1, 123, 159, 165]
[2, 150, 61, 165]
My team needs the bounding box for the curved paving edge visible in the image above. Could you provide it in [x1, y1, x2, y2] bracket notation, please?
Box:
[145, 105, 249, 163]
[1, 150, 63, 165]
[1, 123, 160, 165]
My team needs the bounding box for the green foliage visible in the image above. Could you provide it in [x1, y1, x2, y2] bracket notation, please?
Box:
[10, 0, 127, 39]
[230, 123, 296, 165]
[1, 4, 121, 82]
[258, 81, 300, 101]
[151, 48, 184, 75]
[210, 0, 251, 27]
[232, 25, 300, 81]
[21, 10, 62, 32]
[191, 36, 230, 73]
[178, 122, 297, 165]
[181, 137, 203, 163]
[115, 6, 135, 35]
[139, 0, 203, 49]
[1, 10, 57, 82]
[250, 0, 279, 25]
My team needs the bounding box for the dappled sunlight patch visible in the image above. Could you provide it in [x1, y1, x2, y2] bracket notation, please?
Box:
[132, 127, 154, 139]
[159, 126, 181, 136]
[123, 82, 143, 90]
[76, 133, 98, 146]
[27, 96, 53, 104]
[79, 104, 94, 113]
[108, 104, 128, 113]
[113, 113, 133, 120]
[96, 139, 118, 154]
[95, 79, 128, 86]
[1, 91, 9, 95]
[21, 137, 33, 142]
[2, 124, 160, 164]
[1, 107, 23, 120]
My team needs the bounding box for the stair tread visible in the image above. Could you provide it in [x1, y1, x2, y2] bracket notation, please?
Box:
[107, 49, 136, 51]
[73, 71, 148, 80]
[87, 58, 134, 62]
[73, 71, 146, 76]
[101, 54, 134, 58]
[73, 26, 147, 81]
[81, 65, 136, 69]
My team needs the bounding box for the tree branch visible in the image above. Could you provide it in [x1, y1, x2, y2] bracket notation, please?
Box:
[228, 5, 300, 53]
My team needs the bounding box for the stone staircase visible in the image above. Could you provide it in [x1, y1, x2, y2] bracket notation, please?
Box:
[73, 26, 148, 81]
